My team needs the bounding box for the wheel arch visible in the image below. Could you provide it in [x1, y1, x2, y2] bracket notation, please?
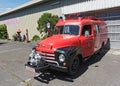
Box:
[77, 54, 83, 64]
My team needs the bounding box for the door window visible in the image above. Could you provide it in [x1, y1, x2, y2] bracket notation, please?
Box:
[82, 25, 92, 37]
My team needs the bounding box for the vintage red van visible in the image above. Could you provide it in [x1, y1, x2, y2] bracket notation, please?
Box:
[26, 15, 108, 75]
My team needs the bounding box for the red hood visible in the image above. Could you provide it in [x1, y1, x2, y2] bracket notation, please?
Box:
[36, 35, 79, 53]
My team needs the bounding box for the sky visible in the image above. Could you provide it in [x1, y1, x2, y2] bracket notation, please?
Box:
[0, 0, 30, 13]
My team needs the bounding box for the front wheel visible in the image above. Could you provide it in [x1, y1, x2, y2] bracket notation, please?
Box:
[68, 56, 80, 75]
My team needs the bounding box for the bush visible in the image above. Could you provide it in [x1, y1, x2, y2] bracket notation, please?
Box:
[32, 35, 40, 42]
[12, 33, 18, 41]
[0, 24, 7, 39]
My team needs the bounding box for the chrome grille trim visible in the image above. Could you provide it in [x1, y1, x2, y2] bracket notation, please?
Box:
[39, 52, 59, 66]
[41, 56, 55, 60]
[46, 60, 59, 66]
[40, 52, 55, 57]
[40, 52, 55, 60]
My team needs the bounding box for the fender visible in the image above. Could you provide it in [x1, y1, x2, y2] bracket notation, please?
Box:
[55, 47, 83, 67]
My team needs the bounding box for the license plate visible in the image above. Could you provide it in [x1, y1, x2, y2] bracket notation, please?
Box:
[26, 66, 35, 73]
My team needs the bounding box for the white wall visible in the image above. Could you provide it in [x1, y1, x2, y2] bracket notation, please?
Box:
[62, 0, 120, 14]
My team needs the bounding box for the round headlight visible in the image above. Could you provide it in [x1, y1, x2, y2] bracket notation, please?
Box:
[59, 54, 65, 62]
[35, 52, 41, 59]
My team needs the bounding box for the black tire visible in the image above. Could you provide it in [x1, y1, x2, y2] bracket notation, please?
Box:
[104, 38, 110, 50]
[97, 42, 104, 55]
[68, 56, 80, 76]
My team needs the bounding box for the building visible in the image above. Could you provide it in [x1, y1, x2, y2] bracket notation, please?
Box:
[0, 0, 120, 48]
[0, 0, 61, 41]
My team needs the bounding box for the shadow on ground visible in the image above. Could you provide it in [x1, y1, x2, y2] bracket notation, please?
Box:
[0, 42, 7, 45]
[34, 41, 110, 84]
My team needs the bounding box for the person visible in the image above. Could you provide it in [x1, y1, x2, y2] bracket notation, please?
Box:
[23, 35, 26, 41]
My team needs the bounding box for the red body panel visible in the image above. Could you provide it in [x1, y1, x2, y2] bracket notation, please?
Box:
[36, 34, 80, 53]
[36, 16, 108, 58]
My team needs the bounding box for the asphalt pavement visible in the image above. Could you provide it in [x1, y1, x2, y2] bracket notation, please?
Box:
[0, 40, 120, 86]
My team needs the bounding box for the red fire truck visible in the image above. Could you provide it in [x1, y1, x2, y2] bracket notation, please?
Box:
[26, 15, 108, 75]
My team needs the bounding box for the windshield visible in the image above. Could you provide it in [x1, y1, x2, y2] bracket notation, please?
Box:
[54, 25, 80, 35]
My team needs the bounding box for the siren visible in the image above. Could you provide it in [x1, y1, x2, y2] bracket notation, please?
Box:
[78, 14, 83, 18]
[59, 16, 63, 20]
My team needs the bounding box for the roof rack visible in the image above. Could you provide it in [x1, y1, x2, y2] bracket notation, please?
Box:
[81, 16, 104, 21]
[66, 13, 82, 20]
[62, 13, 104, 21]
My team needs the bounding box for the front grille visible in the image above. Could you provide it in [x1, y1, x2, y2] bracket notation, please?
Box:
[40, 52, 59, 66]
[40, 52, 55, 60]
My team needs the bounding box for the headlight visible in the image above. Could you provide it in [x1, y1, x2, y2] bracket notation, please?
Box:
[35, 53, 41, 59]
[59, 54, 65, 62]
[28, 51, 41, 66]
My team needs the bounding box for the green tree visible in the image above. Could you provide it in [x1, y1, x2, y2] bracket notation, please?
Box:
[37, 13, 59, 39]
[0, 24, 7, 39]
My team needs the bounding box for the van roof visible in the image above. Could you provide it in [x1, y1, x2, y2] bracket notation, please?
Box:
[56, 16, 105, 26]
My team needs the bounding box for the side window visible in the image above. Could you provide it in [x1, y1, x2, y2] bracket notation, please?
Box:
[54, 26, 63, 34]
[82, 25, 92, 37]
[94, 24, 100, 34]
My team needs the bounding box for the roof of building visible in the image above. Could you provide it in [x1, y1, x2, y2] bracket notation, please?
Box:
[0, 0, 48, 17]
[1, 0, 120, 17]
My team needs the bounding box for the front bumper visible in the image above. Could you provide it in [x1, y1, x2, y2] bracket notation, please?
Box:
[25, 63, 68, 73]
[26, 50, 68, 73]
[25, 63, 49, 73]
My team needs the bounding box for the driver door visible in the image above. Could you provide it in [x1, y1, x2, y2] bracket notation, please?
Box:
[81, 24, 94, 57]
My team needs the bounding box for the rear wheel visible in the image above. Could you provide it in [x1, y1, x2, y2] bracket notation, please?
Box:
[68, 56, 80, 75]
